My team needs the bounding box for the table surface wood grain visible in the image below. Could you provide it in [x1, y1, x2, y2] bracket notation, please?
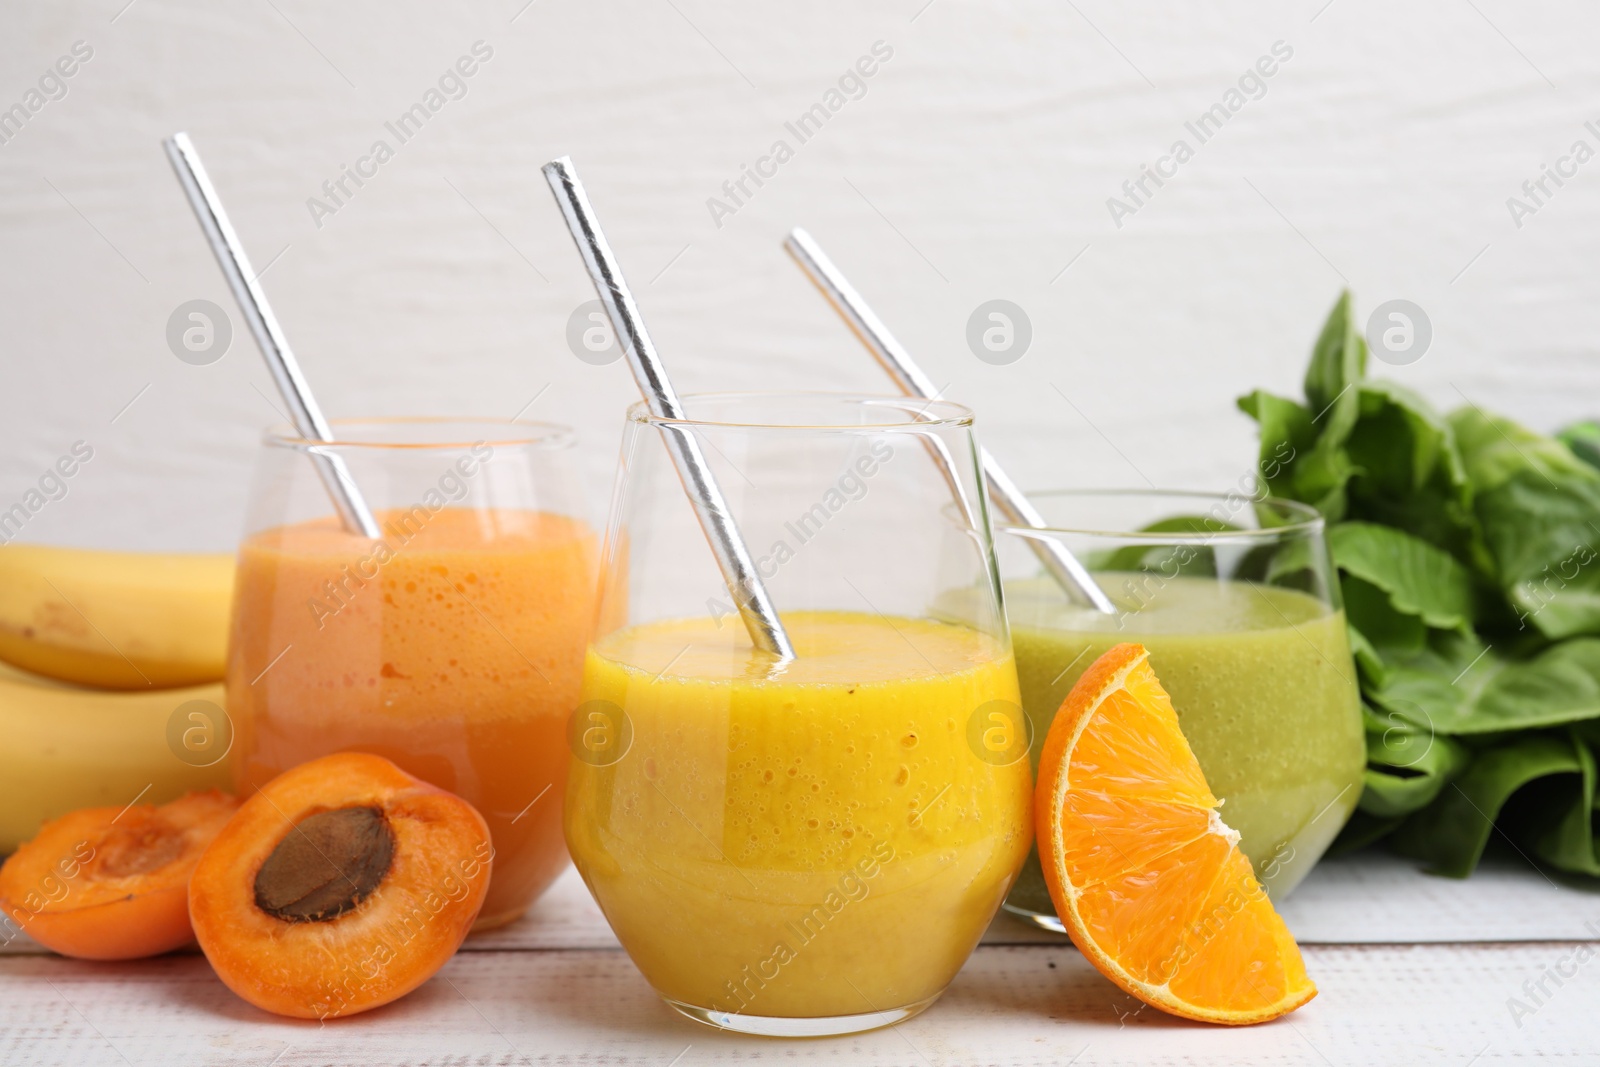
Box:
[3, 851, 1597, 1065]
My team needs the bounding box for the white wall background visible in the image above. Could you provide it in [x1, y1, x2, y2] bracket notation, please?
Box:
[2, 0, 1597, 550]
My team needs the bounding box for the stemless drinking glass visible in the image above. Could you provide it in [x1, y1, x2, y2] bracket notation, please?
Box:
[227, 418, 599, 930]
[565, 394, 1032, 1037]
[996, 489, 1365, 930]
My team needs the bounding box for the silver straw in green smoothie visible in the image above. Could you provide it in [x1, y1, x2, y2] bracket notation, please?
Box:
[164, 132, 382, 540]
[784, 227, 1115, 615]
[544, 158, 795, 661]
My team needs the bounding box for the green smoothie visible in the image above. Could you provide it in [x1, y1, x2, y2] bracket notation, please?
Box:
[1003, 574, 1364, 921]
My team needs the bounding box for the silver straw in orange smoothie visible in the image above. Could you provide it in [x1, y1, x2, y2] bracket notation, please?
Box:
[164, 132, 381, 540]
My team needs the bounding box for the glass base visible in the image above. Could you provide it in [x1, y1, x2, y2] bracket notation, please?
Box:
[665, 993, 941, 1037]
[1003, 848, 1068, 934]
[1001, 901, 1067, 934]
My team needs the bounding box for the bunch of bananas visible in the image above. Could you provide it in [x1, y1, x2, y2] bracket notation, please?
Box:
[0, 545, 236, 852]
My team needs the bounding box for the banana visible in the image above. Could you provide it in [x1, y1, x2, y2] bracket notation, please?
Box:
[0, 661, 233, 853]
[0, 544, 233, 689]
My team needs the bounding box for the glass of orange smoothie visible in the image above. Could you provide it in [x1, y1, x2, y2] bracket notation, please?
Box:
[227, 418, 601, 930]
[565, 394, 1032, 1037]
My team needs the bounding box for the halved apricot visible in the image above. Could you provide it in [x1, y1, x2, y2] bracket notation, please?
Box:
[0, 789, 239, 959]
[189, 752, 492, 1020]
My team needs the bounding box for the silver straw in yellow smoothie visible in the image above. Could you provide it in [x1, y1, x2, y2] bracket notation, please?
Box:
[544, 157, 795, 661]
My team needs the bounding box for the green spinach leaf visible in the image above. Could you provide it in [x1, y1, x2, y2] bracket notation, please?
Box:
[1558, 420, 1600, 472]
[1237, 390, 1312, 499]
[1371, 635, 1600, 735]
[1303, 290, 1366, 422]
[1328, 521, 1476, 631]
[1452, 409, 1600, 639]
[1341, 575, 1427, 656]
[1506, 731, 1600, 876]
[1359, 703, 1471, 818]
[1390, 734, 1583, 877]
[1345, 382, 1478, 562]
[1238, 290, 1600, 879]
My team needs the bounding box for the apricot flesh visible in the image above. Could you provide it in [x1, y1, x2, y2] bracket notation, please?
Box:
[0, 790, 239, 960]
[189, 752, 492, 1020]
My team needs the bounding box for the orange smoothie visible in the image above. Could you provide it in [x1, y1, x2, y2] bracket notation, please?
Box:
[227, 507, 601, 928]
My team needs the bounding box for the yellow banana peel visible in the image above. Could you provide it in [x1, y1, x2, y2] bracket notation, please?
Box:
[0, 544, 233, 689]
[0, 661, 233, 853]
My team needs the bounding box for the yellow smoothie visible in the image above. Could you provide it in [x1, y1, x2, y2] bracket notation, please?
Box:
[565, 611, 1032, 1021]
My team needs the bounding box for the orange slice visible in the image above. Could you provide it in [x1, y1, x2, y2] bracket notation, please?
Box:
[1036, 642, 1316, 1025]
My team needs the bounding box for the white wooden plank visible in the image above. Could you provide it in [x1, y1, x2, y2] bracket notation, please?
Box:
[460, 866, 618, 952]
[1276, 850, 1600, 945]
[2, 942, 1595, 1065]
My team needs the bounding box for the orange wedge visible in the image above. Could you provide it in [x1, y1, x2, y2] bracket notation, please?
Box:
[1036, 642, 1316, 1025]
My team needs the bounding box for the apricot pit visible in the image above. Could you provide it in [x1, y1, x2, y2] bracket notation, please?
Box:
[253, 806, 395, 922]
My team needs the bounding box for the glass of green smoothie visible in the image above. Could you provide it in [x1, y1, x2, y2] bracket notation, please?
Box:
[996, 489, 1364, 931]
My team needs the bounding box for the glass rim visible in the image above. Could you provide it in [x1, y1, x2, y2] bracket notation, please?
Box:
[995, 488, 1325, 544]
[262, 416, 576, 452]
[625, 391, 975, 431]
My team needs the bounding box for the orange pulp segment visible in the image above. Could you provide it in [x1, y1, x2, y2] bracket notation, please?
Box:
[1035, 642, 1316, 1025]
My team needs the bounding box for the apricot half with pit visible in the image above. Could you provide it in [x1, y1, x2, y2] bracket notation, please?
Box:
[189, 752, 492, 1020]
[0, 789, 238, 960]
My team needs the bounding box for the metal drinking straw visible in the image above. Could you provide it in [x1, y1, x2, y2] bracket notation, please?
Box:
[164, 132, 381, 539]
[783, 227, 1117, 615]
[543, 157, 795, 660]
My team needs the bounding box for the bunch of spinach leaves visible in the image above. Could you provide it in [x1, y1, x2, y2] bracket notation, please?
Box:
[1238, 292, 1600, 878]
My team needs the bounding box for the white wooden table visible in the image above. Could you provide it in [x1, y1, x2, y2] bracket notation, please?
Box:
[4, 851, 1597, 1066]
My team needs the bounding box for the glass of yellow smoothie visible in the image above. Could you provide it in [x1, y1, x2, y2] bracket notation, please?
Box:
[984, 489, 1363, 931]
[566, 394, 1032, 1037]
[228, 418, 602, 930]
